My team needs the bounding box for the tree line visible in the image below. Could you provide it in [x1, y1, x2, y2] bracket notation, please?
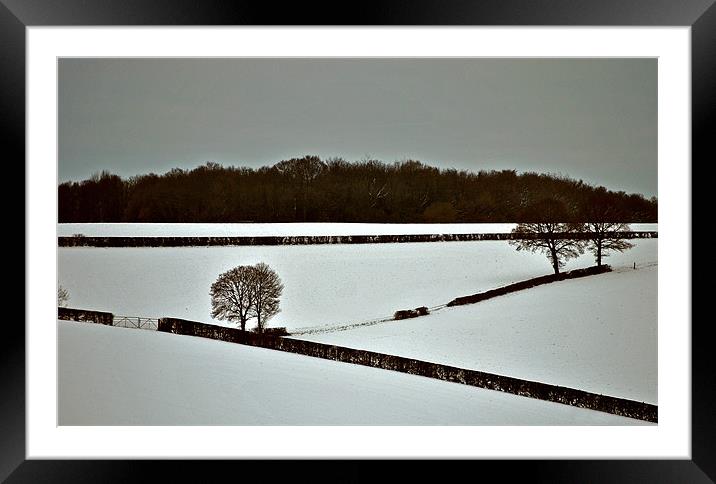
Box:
[58, 156, 657, 223]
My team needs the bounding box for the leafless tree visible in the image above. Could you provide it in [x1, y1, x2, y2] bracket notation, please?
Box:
[210, 263, 283, 332]
[510, 198, 585, 274]
[580, 190, 635, 267]
[274, 156, 325, 220]
[58, 284, 70, 307]
[584, 221, 634, 267]
[210, 266, 257, 331]
[250, 262, 284, 333]
[510, 222, 585, 274]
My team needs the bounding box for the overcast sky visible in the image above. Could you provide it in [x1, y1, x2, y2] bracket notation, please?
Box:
[59, 58, 656, 197]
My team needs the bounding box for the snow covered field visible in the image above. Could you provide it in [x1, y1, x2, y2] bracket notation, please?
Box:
[58, 239, 657, 331]
[58, 222, 658, 237]
[58, 321, 649, 425]
[299, 264, 658, 404]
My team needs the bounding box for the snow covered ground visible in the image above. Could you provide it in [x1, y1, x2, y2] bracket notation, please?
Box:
[57, 239, 656, 330]
[299, 264, 657, 404]
[58, 321, 649, 425]
[57, 222, 658, 237]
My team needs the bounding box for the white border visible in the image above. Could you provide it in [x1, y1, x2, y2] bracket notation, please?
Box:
[27, 27, 691, 459]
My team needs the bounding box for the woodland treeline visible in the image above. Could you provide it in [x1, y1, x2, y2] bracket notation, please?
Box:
[58, 156, 657, 223]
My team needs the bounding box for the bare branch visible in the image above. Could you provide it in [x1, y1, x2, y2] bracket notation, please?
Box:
[510, 222, 585, 274]
[583, 222, 634, 266]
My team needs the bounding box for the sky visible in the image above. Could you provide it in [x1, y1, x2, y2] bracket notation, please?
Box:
[58, 58, 657, 197]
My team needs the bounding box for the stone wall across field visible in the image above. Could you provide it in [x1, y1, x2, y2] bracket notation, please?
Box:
[58, 231, 658, 247]
[58, 307, 114, 326]
[157, 317, 657, 423]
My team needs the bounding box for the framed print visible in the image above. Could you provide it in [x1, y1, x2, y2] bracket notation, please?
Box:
[7, 0, 712, 481]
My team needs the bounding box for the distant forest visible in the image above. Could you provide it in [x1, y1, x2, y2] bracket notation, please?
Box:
[58, 156, 657, 223]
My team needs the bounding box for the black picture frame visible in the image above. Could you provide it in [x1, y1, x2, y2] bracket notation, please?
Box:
[6, 0, 711, 481]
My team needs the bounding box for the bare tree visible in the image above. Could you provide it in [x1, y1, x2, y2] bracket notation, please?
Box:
[58, 284, 70, 307]
[510, 222, 585, 274]
[210, 266, 257, 331]
[250, 262, 284, 333]
[580, 190, 635, 267]
[210, 263, 283, 332]
[510, 199, 586, 274]
[274, 156, 325, 221]
[584, 221, 634, 267]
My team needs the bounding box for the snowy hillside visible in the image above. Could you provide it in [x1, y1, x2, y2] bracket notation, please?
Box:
[57, 239, 657, 330]
[298, 263, 657, 404]
[58, 321, 649, 425]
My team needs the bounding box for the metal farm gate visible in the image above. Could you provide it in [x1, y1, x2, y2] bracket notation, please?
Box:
[113, 315, 159, 330]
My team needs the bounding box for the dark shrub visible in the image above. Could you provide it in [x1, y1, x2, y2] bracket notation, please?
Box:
[394, 308, 430, 320]
[394, 310, 416, 320]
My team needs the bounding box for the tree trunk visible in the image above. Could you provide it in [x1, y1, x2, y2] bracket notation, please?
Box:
[240, 319, 246, 332]
[550, 248, 560, 274]
[596, 242, 602, 267]
[257, 310, 262, 334]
